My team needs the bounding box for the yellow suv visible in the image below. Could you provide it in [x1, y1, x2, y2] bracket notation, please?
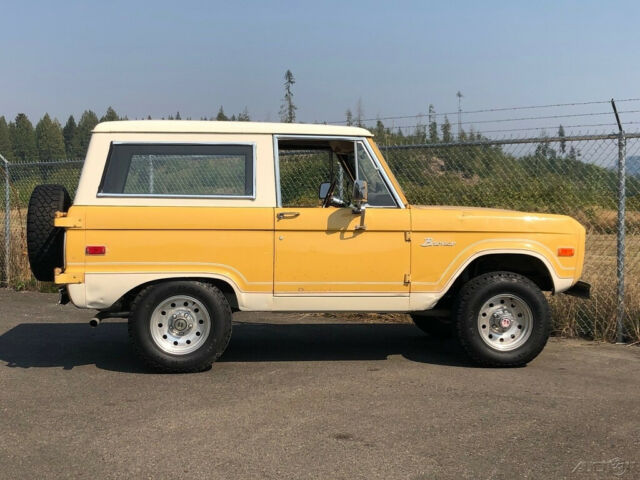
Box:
[26, 121, 589, 372]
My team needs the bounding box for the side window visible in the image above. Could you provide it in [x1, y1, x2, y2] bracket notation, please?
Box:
[99, 143, 254, 197]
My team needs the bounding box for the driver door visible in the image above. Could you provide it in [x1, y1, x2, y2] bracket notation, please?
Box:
[273, 138, 410, 308]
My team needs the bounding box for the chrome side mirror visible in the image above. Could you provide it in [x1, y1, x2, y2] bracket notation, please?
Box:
[318, 182, 331, 199]
[352, 179, 368, 213]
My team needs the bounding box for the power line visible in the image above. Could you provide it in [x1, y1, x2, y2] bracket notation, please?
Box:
[328, 98, 640, 124]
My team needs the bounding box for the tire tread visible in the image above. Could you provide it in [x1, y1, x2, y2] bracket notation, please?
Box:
[454, 271, 550, 367]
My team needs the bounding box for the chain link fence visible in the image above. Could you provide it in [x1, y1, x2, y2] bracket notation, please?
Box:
[1, 132, 639, 342]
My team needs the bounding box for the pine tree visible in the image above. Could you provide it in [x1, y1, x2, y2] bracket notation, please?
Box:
[279, 70, 297, 123]
[237, 107, 250, 121]
[558, 124, 566, 154]
[374, 119, 385, 139]
[62, 116, 77, 158]
[414, 115, 426, 143]
[35, 114, 66, 162]
[10, 113, 37, 162]
[345, 109, 353, 126]
[428, 104, 438, 143]
[100, 106, 119, 122]
[441, 116, 452, 143]
[75, 110, 99, 158]
[355, 98, 364, 127]
[216, 106, 228, 121]
[0, 116, 14, 162]
[175, 111, 181, 120]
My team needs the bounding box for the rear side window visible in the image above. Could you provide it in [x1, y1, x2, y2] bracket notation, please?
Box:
[99, 143, 255, 198]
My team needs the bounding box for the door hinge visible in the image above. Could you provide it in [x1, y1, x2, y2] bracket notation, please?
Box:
[403, 273, 411, 284]
[404, 231, 411, 242]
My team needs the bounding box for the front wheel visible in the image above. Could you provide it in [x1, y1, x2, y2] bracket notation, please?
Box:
[128, 281, 232, 373]
[454, 271, 550, 367]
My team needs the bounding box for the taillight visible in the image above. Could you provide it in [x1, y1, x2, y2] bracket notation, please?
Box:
[85, 246, 106, 255]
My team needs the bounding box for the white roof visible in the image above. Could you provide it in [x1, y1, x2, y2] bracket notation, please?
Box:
[93, 120, 372, 137]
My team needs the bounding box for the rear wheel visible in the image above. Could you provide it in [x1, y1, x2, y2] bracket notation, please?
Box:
[26, 184, 71, 281]
[128, 281, 232, 373]
[454, 271, 550, 367]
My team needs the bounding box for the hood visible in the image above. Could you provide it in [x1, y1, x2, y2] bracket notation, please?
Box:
[410, 205, 583, 235]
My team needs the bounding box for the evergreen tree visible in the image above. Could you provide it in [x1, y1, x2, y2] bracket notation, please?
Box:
[75, 110, 99, 158]
[345, 109, 353, 126]
[374, 119, 386, 140]
[355, 98, 364, 127]
[0, 116, 13, 162]
[10, 113, 37, 162]
[558, 124, 566, 154]
[175, 111, 181, 120]
[100, 106, 119, 122]
[428, 104, 438, 143]
[237, 107, 250, 121]
[441, 116, 452, 143]
[279, 70, 297, 123]
[35, 114, 66, 162]
[216, 106, 228, 121]
[62, 115, 77, 158]
[414, 115, 426, 143]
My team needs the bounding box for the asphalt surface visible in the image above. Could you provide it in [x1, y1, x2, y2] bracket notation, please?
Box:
[0, 290, 638, 480]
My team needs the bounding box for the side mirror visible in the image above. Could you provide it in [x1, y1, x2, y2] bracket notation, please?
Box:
[352, 179, 368, 213]
[318, 182, 331, 200]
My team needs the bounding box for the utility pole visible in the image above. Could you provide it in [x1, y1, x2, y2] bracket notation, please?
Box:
[456, 91, 463, 139]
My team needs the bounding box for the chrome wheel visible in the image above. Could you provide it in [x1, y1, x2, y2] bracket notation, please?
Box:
[149, 295, 211, 355]
[477, 294, 533, 352]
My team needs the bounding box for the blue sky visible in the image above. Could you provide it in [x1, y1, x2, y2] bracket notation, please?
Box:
[1, 0, 639, 133]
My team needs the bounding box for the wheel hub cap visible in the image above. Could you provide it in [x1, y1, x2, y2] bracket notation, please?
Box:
[149, 295, 212, 355]
[477, 294, 533, 352]
[170, 310, 193, 336]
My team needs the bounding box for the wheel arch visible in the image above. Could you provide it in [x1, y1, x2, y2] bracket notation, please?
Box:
[94, 274, 241, 313]
[430, 251, 563, 312]
[459, 252, 555, 292]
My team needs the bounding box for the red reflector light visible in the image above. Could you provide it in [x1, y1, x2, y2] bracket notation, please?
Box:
[85, 246, 106, 255]
[557, 247, 575, 257]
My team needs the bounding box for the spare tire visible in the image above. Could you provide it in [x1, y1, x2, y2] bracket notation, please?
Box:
[27, 185, 71, 281]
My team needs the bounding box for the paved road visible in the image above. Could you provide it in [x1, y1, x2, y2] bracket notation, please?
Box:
[0, 290, 638, 480]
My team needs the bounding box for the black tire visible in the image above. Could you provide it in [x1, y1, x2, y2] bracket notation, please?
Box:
[410, 314, 453, 338]
[454, 271, 550, 367]
[26, 184, 71, 281]
[128, 281, 232, 373]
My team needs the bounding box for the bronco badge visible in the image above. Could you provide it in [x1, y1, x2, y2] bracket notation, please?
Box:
[420, 237, 456, 247]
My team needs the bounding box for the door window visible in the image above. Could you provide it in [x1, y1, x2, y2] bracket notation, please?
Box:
[277, 138, 397, 208]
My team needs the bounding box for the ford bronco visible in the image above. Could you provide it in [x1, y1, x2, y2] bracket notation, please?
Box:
[26, 121, 589, 372]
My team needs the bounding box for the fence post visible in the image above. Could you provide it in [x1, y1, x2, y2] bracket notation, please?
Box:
[612, 100, 626, 343]
[0, 154, 9, 286]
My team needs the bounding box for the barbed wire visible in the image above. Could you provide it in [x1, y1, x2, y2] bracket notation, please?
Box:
[328, 98, 640, 125]
[377, 119, 640, 137]
[358, 109, 640, 130]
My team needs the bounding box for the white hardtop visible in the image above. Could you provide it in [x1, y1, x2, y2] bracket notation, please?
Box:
[93, 120, 373, 137]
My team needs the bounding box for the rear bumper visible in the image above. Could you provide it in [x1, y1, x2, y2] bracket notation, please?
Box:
[562, 280, 591, 299]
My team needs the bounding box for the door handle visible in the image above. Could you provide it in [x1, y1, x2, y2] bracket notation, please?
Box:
[277, 211, 300, 220]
